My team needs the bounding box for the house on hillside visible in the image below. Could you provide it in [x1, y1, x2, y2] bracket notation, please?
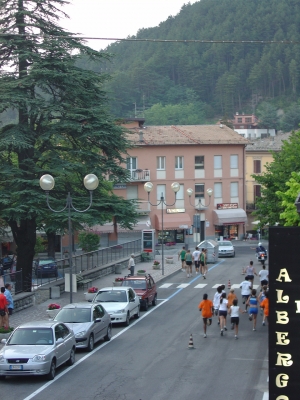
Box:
[94, 123, 249, 244]
[233, 112, 276, 139]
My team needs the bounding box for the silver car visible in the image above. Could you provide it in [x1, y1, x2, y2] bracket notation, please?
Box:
[218, 241, 235, 257]
[54, 302, 112, 352]
[0, 321, 76, 380]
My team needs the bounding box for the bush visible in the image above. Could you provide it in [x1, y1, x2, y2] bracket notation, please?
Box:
[78, 232, 100, 253]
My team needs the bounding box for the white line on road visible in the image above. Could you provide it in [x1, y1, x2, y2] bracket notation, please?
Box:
[194, 284, 207, 288]
[212, 283, 224, 288]
[176, 283, 190, 288]
[159, 283, 173, 288]
[262, 392, 269, 400]
[231, 284, 241, 289]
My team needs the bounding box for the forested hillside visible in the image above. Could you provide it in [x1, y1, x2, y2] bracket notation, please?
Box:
[77, 0, 300, 127]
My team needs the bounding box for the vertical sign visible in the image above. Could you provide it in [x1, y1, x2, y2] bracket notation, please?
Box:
[269, 227, 300, 400]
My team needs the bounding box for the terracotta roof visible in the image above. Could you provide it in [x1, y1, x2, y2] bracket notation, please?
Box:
[246, 132, 291, 152]
[127, 125, 249, 146]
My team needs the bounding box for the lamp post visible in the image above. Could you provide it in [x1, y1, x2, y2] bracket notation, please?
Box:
[40, 173, 99, 303]
[144, 182, 180, 275]
[187, 187, 213, 243]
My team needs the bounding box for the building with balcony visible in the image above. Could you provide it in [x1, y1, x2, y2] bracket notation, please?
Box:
[233, 112, 276, 139]
[97, 122, 249, 244]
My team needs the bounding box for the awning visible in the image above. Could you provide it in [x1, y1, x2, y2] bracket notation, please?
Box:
[213, 209, 247, 226]
[90, 217, 150, 234]
[154, 213, 191, 230]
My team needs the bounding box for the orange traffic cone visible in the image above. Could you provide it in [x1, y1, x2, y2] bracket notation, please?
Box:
[188, 333, 195, 349]
[228, 279, 231, 289]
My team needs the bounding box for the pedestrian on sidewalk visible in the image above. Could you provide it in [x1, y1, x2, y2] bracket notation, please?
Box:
[178, 246, 186, 272]
[185, 249, 193, 277]
[219, 292, 228, 336]
[4, 283, 14, 318]
[246, 289, 259, 331]
[229, 298, 242, 339]
[128, 254, 135, 276]
[240, 276, 252, 313]
[198, 293, 213, 338]
[192, 246, 201, 274]
[260, 291, 269, 326]
[0, 287, 9, 328]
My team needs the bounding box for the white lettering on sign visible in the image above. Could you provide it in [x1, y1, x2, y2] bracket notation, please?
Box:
[294, 300, 300, 313]
[276, 269, 292, 283]
[276, 374, 290, 388]
[276, 332, 290, 346]
[276, 353, 293, 367]
[276, 311, 289, 324]
[276, 396, 289, 400]
[276, 289, 289, 303]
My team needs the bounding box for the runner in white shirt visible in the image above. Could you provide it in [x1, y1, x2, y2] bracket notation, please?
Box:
[258, 265, 269, 288]
[219, 292, 228, 336]
[240, 276, 252, 313]
[192, 247, 201, 274]
[229, 299, 242, 339]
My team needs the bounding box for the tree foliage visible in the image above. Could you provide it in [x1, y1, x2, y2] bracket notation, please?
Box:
[276, 172, 300, 226]
[78, 232, 100, 253]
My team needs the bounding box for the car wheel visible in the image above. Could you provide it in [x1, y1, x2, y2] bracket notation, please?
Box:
[144, 299, 149, 311]
[104, 325, 112, 341]
[152, 294, 157, 306]
[134, 305, 140, 319]
[66, 347, 75, 366]
[124, 312, 130, 326]
[46, 359, 56, 380]
[87, 334, 94, 352]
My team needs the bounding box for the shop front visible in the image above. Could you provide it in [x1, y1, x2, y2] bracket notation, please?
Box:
[213, 207, 247, 240]
[154, 212, 191, 244]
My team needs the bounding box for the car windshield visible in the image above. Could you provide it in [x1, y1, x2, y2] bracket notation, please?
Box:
[219, 242, 232, 246]
[39, 259, 55, 265]
[94, 290, 127, 302]
[55, 308, 91, 323]
[122, 280, 147, 289]
[8, 328, 54, 345]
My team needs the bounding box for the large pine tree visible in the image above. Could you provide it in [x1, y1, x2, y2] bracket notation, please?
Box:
[0, 0, 133, 291]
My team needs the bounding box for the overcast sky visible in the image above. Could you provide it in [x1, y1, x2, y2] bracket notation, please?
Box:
[62, 0, 198, 50]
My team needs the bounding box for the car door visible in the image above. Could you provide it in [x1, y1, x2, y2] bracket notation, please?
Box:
[54, 324, 66, 366]
[60, 323, 74, 362]
[92, 305, 105, 342]
[128, 288, 138, 317]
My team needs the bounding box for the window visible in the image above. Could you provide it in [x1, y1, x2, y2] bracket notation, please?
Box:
[195, 156, 204, 170]
[126, 157, 137, 170]
[177, 184, 184, 200]
[230, 182, 238, 197]
[237, 117, 242, 123]
[253, 160, 261, 173]
[214, 155, 222, 169]
[175, 156, 183, 169]
[214, 183, 222, 198]
[195, 184, 204, 198]
[157, 156, 165, 170]
[254, 185, 261, 199]
[245, 117, 252, 123]
[230, 155, 238, 169]
[157, 184, 166, 201]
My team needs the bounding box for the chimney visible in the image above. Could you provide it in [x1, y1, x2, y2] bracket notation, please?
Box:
[139, 130, 144, 142]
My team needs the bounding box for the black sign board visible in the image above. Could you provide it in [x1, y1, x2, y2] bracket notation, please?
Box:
[269, 227, 300, 400]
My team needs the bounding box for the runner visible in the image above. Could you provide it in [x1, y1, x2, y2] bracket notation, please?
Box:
[198, 293, 214, 338]
[245, 261, 257, 287]
[219, 292, 228, 336]
[185, 249, 193, 278]
[260, 291, 269, 326]
[203, 248, 208, 279]
[178, 246, 186, 272]
[213, 286, 223, 325]
[258, 265, 269, 289]
[200, 248, 206, 278]
[240, 276, 252, 313]
[258, 285, 268, 325]
[192, 246, 201, 274]
[247, 289, 259, 331]
[228, 298, 242, 339]
[227, 288, 237, 308]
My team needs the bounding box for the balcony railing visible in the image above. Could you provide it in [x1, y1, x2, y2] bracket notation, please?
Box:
[130, 169, 150, 182]
[136, 201, 151, 214]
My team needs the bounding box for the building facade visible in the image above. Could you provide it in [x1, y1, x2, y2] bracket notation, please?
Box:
[233, 112, 276, 139]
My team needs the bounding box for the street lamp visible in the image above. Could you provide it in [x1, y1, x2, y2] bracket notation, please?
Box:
[187, 187, 213, 243]
[40, 173, 99, 303]
[144, 181, 180, 275]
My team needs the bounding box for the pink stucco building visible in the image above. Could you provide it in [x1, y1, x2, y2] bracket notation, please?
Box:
[97, 121, 249, 244]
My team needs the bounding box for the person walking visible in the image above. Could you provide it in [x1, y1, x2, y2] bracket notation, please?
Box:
[219, 292, 228, 336]
[258, 265, 269, 288]
[240, 276, 252, 313]
[200, 248, 206, 278]
[245, 261, 257, 287]
[192, 246, 201, 274]
[260, 291, 269, 326]
[0, 287, 9, 328]
[185, 249, 193, 278]
[247, 289, 259, 331]
[213, 286, 223, 324]
[128, 254, 135, 276]
[178, 246, 186, 272]
[198, 293, 214, 338]
[203, 248, 208, 278]
[4, 283, 14, 319]
[229, 298, 242, 339]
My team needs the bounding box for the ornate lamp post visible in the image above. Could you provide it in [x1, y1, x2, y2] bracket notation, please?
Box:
[144, 182, 180, 275]
[187, 187, 213, 243]
[40, 173, 99, 303]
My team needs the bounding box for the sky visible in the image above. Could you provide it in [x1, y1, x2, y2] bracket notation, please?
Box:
[62, 0, 198, 50]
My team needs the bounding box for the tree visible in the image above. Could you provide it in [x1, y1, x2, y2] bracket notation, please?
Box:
[0, 0, 133, 291]
[280, 103, 300, 132]
[256, 102, 279, 134]
[276, 172, 300, 226]
[78, 232, 100, 253]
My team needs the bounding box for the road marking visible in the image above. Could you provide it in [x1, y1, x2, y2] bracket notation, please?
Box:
[194, 284, 207, 288]
[262, 392, 268, 400]
[212, 283, 224, 288]
[159, 283, 173, 288]
[231, 284, 241, 289]
[177, 283, 190, 288]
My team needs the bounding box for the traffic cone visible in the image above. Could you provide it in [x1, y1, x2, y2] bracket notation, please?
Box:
[188, 333, 195, 349]
[228, 279, 231, 289]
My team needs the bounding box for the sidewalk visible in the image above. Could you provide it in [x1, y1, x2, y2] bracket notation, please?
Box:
[7, 248, 182, 330]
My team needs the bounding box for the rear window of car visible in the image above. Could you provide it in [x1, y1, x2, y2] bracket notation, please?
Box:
[122, 280, 146, 289]
[39, 259, 55, 265]
[55, 308, 91, 323]
[95, 291, 127, 302]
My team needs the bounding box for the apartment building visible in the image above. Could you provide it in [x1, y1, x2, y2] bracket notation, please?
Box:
[233, 112, 276, 139]
[97, 122, 249, 244]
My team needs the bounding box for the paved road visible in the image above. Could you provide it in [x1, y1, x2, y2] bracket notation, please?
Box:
[1, 242, 268, 399]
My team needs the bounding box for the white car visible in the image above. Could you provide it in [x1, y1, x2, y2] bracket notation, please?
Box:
[93, 287, 140, 326]
[218, 241, 235, 257]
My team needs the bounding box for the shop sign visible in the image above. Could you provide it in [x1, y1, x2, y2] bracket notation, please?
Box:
[113, 184, 127, 189]
[217, 203, 238, 210]
[166, 208, 186, 213]
[269, 227, 300, 400]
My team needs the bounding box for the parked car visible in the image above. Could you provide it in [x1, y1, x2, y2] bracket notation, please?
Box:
[93, 287, 140, 326]
[54, 302, 112, 352]
[34, 257, 58, 278]
[218, 241, 235, 257]
[0, 321, 76, 380]
[121, 274, 157, 311]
